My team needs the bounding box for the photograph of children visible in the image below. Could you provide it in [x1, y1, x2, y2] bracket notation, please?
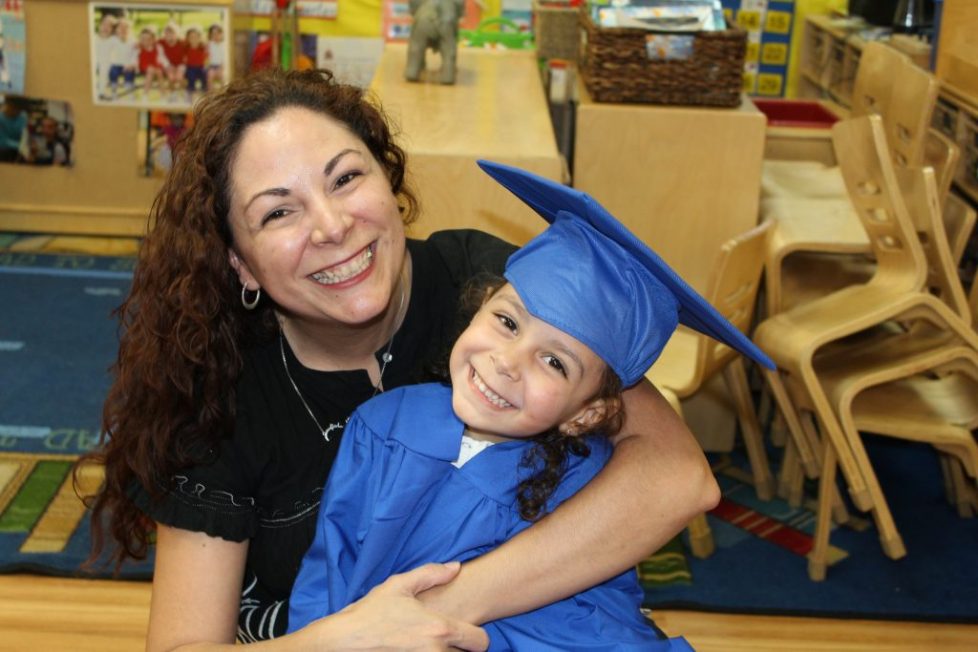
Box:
[0, 94, 74, 167]
[138, 109, 192, 177]
[0, 0, 27, 93]
[89, 3, 230, 109]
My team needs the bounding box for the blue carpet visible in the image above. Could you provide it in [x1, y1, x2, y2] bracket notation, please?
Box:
[642, 437, 978, 623]
[0, 251, 152, 578]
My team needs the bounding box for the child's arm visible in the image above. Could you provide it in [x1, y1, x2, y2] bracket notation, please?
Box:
[419, 378, 719, 623]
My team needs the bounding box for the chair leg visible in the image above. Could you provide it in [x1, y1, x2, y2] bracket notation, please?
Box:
[945, 455, 977, 518]
[778, 437, 806, 507]
[808, 437, 837, 581]
[805, 382, 874, 512]
[722, 359, 775, 500]
[830, 408, 907, 560]
[939, 453, 957, 508]
[769, 409, 788, 447]
[964, 479, 978, 517]
[764, 369, 820, 477]
[687, 513, 715, 559]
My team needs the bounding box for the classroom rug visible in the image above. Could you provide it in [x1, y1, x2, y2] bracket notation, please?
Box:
[641, 437, 978, 624]
[0, 245, 152, 579]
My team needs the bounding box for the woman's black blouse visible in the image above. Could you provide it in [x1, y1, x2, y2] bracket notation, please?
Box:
[130, 230, 515, 640]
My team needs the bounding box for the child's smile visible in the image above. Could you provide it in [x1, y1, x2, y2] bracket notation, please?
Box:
[449, 285, 608, 443]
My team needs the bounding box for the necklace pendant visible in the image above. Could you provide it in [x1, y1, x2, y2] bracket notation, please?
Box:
[382, 352, 393, 363]
[322, 429, 330, 442]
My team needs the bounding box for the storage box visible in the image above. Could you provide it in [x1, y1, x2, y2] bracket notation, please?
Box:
[533, 0, 580, 61]
[579, 7, 748, 107]
[753, 99, 839, 128]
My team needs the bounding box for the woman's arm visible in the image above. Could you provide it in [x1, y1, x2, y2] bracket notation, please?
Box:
[147, 525, 489, 652]
[420, 379, 720, 624]
[146, 524, 248, 651]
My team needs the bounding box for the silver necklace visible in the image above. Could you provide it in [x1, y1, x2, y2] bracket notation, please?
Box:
[279, 282, 406, 442]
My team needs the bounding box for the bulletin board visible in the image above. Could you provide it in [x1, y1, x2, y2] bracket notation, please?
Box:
[0, 0, 231, 236]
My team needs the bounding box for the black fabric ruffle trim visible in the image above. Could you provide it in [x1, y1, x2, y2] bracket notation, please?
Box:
[127, 474, 258, 543]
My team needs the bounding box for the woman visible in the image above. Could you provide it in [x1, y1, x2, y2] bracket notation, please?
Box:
[84, 68, 718, 650]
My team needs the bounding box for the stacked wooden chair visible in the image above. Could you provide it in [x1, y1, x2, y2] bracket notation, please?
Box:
[753, 114, 978, 580]
[760, 41, 943, 317]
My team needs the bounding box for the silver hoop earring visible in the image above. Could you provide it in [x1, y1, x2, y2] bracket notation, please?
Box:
[241, 283, 261, 310]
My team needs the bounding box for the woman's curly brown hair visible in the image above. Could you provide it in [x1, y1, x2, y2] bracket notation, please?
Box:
[442, 276, 624, 523]
[77, 68, 419, 569]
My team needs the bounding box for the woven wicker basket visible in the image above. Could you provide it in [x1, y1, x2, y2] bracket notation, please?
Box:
[533, 0, 580, 61]
[579, 7, 747, 107]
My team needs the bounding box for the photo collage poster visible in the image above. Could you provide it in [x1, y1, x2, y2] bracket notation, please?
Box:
[89, 2, 231, 110]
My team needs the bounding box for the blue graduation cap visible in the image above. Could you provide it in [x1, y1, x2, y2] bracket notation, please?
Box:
[479, 160, 775, 387]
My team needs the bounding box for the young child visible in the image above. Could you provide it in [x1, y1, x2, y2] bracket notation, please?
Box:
[107, 17, 137, 98]
[136, 27, 165, 99]
[159, 22, 186, 100]
[287, 161, 774, 649]
[93, 13, 118, 100]
[183, 26, 208, 97]
[205, 24, 225, 90]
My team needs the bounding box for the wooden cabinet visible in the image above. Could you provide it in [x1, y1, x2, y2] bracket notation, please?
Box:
[572, 82, 766, 294]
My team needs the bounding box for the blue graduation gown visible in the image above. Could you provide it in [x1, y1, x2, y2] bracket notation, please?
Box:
[288, 383, 692, 651]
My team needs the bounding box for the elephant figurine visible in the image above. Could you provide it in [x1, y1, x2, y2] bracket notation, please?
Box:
[404, 0, 465, 84]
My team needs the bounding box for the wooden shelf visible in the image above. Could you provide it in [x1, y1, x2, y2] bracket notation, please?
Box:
[796, 14, 978, 207]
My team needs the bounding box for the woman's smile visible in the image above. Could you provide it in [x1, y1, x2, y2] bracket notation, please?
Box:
[310, 242, 375, 286]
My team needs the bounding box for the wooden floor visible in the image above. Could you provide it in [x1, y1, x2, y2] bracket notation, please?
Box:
[0, 574, 975, 651]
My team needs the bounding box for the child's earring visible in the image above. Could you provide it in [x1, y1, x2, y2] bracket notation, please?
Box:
[559, 421, 582, 437]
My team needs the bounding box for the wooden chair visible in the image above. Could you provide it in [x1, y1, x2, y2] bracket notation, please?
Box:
[762, 128, 959, 317]
[647, 222, 775, 501]
[771, 156, 975, 546]
[760, 42, 943, 317]
[752, 115, 978, 580]
[802, 190, 978, 574]
[647, 223, 774, 559]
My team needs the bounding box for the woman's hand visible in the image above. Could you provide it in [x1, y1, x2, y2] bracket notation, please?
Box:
[306, 562, 489, 651]
[149, 525, 485, 651]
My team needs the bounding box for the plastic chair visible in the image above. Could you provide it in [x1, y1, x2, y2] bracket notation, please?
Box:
[752, 115, 978, 579]
[647, 222, 775, 502]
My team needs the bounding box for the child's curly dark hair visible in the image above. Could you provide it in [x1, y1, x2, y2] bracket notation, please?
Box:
[432, 274, 624, 522]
